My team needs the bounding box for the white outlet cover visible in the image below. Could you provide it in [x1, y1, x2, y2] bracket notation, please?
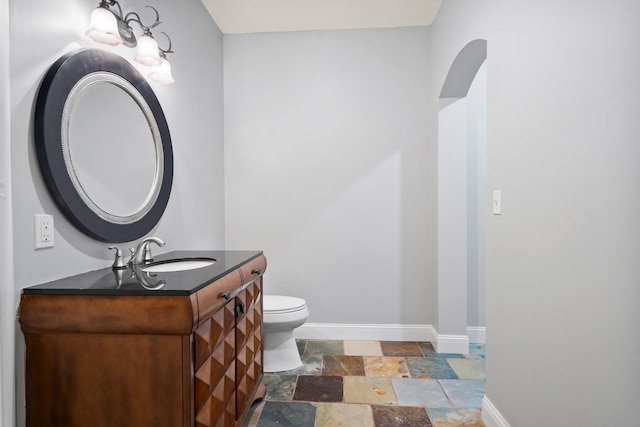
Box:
[35, 214, 54, 249]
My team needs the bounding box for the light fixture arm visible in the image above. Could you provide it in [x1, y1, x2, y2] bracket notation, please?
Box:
[98, 0, 123, 19]
[157, 32, 174, 58]
[123, 6, 162, 35]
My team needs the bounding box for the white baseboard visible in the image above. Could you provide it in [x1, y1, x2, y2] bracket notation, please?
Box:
[434, 331, 469, 354]
[295, 323, 477, 354]
[467, 326, 486, 344]
[294, 323, 435, 342]
[482, 396, 510, 427]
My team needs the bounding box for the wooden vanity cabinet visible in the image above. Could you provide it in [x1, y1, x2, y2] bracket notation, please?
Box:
[19, 252, 266, 427]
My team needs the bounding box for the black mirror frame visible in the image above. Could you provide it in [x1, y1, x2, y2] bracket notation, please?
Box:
[34, 48, 173, 243]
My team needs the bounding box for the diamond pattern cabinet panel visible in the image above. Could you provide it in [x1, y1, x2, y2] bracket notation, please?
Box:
[224, 364, 237, 427]
[236, 316, 247, 351]
[194, 320, 213, 371]
[235, 280, 264, 421]
[236, 374, 248, 416]
[195, 299, 237, 427]
[195, 396, 212, 427]
[194, 355, 212, 414]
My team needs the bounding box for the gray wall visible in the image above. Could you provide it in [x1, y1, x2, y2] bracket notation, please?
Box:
[8, 0, 225, 424]
[466, 62, 486, 328]
[224, 28, 436, 326]
[431, 0, 640, 424]
[1, 0, 15, 425]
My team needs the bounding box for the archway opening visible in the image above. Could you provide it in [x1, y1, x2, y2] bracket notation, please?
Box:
[437, 39, 487, 353]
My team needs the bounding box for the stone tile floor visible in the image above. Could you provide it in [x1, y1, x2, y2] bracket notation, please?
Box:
[243, 340, 486, 427]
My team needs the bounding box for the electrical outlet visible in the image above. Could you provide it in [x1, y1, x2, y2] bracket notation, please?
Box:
[35, 214, 54, 249]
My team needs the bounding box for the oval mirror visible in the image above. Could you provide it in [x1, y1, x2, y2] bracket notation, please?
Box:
[34, 49, 173, 242]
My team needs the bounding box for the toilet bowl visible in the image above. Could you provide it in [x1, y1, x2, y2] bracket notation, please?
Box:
[262, 295, 309, 372]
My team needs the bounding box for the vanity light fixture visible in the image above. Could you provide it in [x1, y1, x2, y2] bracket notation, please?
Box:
[85, 0, 175, 84]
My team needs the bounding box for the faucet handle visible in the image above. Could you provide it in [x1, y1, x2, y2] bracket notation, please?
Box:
[108, 246, 127, 270]
[131, 237, 165, 266]
[142, 244, 155, 263]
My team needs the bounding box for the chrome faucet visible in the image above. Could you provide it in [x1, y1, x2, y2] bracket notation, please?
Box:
[129, 237, 165, 266]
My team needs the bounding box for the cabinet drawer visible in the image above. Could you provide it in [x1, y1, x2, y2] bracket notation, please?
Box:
[194, 270, 243, 325]
[237, 255, 267, 286]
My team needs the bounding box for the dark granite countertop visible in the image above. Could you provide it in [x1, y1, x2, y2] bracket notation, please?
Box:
[22, 250, 263, 296]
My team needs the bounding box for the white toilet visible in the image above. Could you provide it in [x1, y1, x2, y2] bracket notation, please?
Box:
[262, 295, 309, 372]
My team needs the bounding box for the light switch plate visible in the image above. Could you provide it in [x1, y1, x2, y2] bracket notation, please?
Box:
[492, 190, 502, 215]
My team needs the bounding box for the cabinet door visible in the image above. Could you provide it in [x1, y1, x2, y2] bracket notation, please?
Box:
[235, 280, 263, 418]
[194, 299, 236, 427]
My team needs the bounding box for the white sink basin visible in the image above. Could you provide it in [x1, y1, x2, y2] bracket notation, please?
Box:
[140, 258, 216, 273]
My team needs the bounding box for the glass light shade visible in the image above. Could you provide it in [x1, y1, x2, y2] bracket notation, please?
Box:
[133, 35, 162, 67]
[85, 7, 123, 46]
[148, 58, 175, 85]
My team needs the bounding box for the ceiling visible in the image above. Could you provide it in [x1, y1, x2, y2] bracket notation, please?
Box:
[201, 0, 442, 34]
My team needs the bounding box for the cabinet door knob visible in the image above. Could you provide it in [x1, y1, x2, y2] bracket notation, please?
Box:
[221, 291, 231, 300]
[251, 269, 262, 275]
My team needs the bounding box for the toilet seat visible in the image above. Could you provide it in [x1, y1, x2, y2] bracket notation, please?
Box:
[263, 295, 307, 314]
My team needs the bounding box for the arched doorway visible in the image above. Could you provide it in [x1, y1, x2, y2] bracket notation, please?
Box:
[437, 39, 487, 353]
